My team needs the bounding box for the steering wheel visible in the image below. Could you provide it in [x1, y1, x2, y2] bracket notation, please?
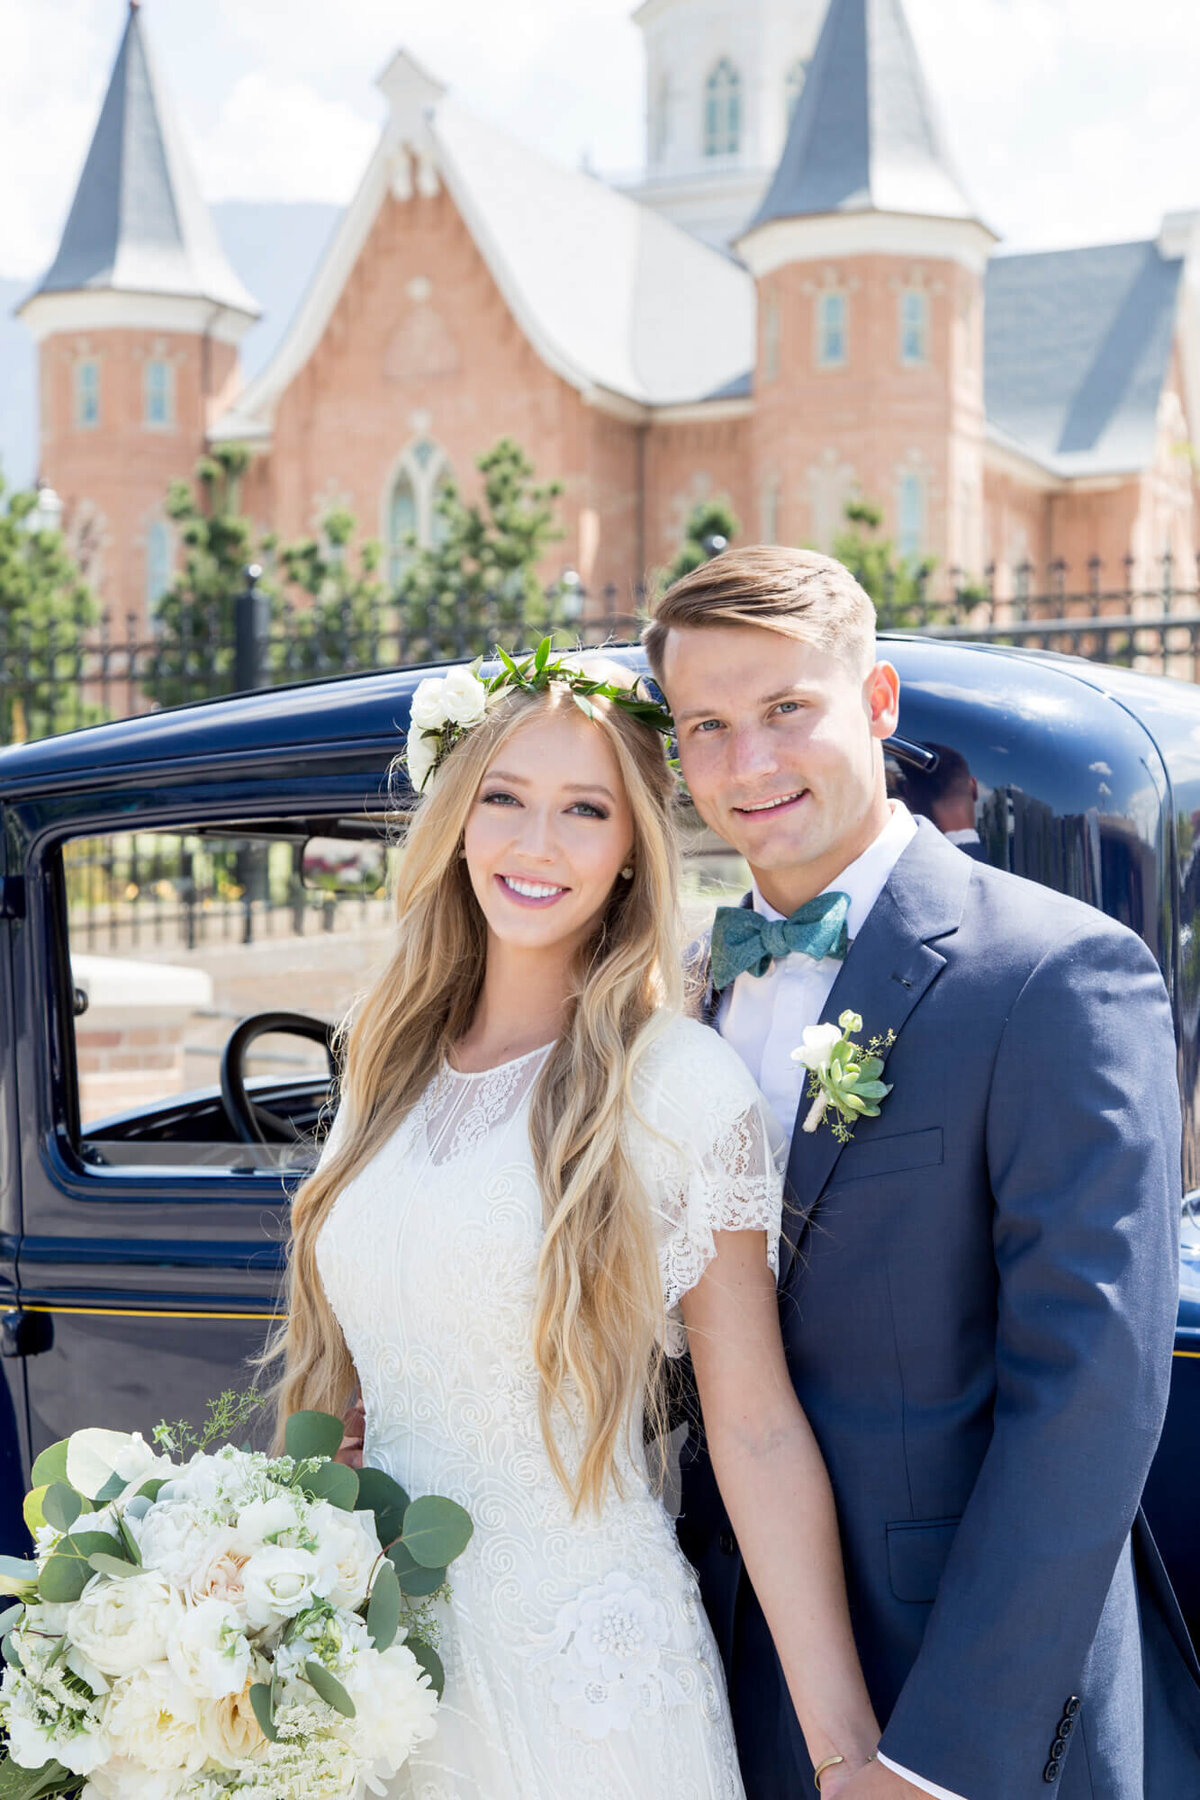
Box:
[219, 1011, 339, 1146]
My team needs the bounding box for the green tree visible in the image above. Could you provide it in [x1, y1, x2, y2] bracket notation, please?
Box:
[660, 496, 740, 591]
[831, 500, 939, 629]
[276, 506, 387, 679]
[395, 438, 563, 662]
[0, 475, 97, 743]
[146, 445, 275, 708]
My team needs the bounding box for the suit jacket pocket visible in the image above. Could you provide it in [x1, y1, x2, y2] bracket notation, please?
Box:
[887, 1516, 961, 1604]
[827, 1126, 943, 1187]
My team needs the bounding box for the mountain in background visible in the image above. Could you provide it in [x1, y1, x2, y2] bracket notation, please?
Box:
[0, 199, 342, 494]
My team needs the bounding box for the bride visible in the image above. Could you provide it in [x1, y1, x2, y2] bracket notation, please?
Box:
[263, 651, 879, 1798]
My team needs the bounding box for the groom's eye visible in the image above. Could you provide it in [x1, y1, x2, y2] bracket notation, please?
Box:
[693, 719, 723, 734]
[774, 701, 801, 716]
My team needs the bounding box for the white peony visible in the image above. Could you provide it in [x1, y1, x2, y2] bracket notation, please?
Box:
[336, 1641, 439, 1777]
[438, 665, 489, 726]
[166, 1597, 251, 1699]
[241, 1543, 322, 1628]
[67, 1570, 179, 1678]
[103, 1663, 205, 1773]
[791, 1021, 844, 1076]
[406, 721, 438, 795]
[135, 1500, 219, 1590]
[82, 1765, 189, 1800]
[409, 676, 449, 732]
[310, 1501, 382, 1609]
[198, 1670, 268, 1768]
[236, 1491, 307, 1550]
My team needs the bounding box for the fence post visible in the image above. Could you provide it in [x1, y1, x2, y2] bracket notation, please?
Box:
[233, 564, 269, 694]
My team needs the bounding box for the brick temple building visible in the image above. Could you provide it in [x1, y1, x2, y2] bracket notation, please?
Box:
[18, 0, 1200, 618]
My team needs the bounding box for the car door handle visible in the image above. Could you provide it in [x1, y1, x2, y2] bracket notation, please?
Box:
[0, 1310, 53, 1357]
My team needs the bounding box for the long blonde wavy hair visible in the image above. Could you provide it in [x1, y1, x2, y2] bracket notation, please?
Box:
[257, 663, 684, 1512]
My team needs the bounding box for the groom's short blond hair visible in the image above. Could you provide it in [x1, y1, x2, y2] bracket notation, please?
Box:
[643, 545, 877, 682]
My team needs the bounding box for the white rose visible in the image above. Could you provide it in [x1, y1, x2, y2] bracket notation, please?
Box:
[241, 1544, 322, 1629]
[135, 1500, 216, 1589]
[198, 1670, 268, 1768]
[83, 1766, 189, 1800]
[166, 1598, 251, 1699]
[235, 1491, 306, 1550]
[187, 1525, 250, 1605]
[791, 1021, 844, 1076]
[103, 1663, 205, 1773]
[409, 676, 448, 731]
[439, 665, 488, 726]
[67, 1570, 179, 1678]
[406, 722, 438, 795]
[310, 1502, 382, 1609]
[337, 1642, 438, 1778]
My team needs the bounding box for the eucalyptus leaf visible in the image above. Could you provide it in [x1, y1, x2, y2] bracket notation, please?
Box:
[136, 1478, 168, 1503]
[249, 1680, 278, 1743]
[406, 1635, 446, 1699]
[86, 1553, 142, 1581]
[37, 1555, 91, 1604]
[0, 1557, 38, 1596]
[40, 1484, 82, 1535]
[386, 1541, 446, 1597]
[354, 1466, 410, 1549]
[92, 1471, 126, 1506]
[116, 1515, 142, 1566]
[29, 1441, 69, 1490]
[0, 1755, 74, 1800]
[64, 1531, 126, 1562]
[284, 1410, 345, 1464]
[21, 1488, 47, 1538]
[1, 1630, 21, 1670]
[401, 1495, 473, 1568]
[304, 1658, 356, 1718]
[301, 1459, 358, 1510]
[0, 1603, 23, 1639]
[366, 1559, 400, 1651]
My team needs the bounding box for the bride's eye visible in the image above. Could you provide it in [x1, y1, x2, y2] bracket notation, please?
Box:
[480, 790, 519, 807]
[567, 800, 608, 819]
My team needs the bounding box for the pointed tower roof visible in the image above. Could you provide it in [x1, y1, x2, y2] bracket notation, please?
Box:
[22, 2, 257, 321]
[747, 0, 984, 232]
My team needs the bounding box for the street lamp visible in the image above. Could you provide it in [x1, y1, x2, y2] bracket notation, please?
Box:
[558, 568, 584, 623]
[701, 533, 728, 560]
[30, 481, 63, 536]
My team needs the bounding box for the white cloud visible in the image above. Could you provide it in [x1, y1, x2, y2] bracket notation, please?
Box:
[197, 72, 378, 203]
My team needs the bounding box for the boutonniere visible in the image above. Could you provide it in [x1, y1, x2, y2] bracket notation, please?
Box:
[792, 1010, 896, 1144]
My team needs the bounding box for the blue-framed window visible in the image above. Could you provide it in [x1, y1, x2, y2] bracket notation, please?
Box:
[145, 358, 173, 427]
[76, 359, 99, 428]
[900, 291, 929, 367]
[817, 292, 847, 368]
[704, 59, 741, 157]
[388, 471, 418, 585]
[898, 472, 925, 559]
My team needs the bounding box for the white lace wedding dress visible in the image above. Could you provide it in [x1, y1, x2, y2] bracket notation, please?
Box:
[316, 1014, 783, 1800]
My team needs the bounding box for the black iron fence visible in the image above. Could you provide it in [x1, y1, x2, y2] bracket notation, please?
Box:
[5, 556, 1200, 748]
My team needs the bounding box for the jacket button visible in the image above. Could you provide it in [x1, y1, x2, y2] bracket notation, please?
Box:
[1051, 1738, 1068, 1758]
[719, 1530, 737, 1556]
[1044, 1759, 1060, 1783]
[1064, 1696, 1081, 1718]
[1057, 1717, 1074, 1738]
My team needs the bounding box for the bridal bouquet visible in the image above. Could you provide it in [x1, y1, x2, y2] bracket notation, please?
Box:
[0, 1398, 472, 1800]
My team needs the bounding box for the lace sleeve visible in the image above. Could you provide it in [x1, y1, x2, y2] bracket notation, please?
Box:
[629, 1018, 785, 1357]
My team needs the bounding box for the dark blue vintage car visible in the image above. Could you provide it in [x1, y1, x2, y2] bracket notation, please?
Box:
[1, 637, 1197, 1644]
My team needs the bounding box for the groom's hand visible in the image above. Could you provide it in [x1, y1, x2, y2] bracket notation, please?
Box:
[833, 1763, 930, 1800]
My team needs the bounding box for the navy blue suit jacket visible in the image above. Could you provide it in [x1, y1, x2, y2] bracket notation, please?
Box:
[680, 819, 1200, 1798]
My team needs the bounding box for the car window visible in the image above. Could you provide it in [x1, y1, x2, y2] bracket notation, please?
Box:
[63, 822, 400, 1173]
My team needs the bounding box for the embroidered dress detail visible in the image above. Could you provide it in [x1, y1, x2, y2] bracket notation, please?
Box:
[315, 1015, 782, 1799]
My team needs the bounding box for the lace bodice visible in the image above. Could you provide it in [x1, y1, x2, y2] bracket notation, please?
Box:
[314, 1015, 783, 1798]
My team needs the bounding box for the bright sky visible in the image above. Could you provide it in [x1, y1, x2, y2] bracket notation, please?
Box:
[2, 0, 1200, 281]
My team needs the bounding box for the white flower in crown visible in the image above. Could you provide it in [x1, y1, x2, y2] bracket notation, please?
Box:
[439, 664, 489, 725]
[405, 665, 491, 793]
[406, 721, 439, 795]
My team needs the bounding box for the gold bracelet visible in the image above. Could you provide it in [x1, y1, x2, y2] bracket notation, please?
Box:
[813, 1756, 844, 1790]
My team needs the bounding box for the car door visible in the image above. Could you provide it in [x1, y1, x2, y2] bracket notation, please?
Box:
[0, 803, 31, 1552]
[6, 752, 395, 1494]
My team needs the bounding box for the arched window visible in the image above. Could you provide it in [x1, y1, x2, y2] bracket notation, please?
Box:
[898, 471, 925, 559]
[786, 58, 809, 124]
[76, 360, 99, 428]
[900, 291, 929, 367]
[145, 358, 173, 427]
[704, 59, 741, 158]
[145, 518, 171, 614]
[388, 471, 418, 584]
[817, 292, 847, 368]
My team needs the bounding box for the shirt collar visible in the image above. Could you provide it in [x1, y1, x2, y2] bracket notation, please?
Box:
[751, 801, 919, 941]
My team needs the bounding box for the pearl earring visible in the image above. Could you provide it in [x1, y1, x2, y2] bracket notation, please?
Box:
[620, 865, 634, 881]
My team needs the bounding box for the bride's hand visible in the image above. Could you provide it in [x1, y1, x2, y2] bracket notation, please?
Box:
[335, 1397, 365, 1469]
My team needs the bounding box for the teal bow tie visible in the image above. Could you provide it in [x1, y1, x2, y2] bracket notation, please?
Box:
[710, 891, 851, 991]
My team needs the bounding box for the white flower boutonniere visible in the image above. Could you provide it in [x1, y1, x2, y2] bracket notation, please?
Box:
[792, 1009, 896, 1144]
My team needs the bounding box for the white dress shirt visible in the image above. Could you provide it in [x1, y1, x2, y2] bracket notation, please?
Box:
[716, 802, 969, 1800]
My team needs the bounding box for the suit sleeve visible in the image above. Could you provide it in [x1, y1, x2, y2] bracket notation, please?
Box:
[878, 919, 1182, 1798]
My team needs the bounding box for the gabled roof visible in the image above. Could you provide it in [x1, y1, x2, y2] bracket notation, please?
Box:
[23, 2, 258, 318]
[984, 240, 1184, 479]
[749, 0, 983, 231]
[215, 58, 754, 436]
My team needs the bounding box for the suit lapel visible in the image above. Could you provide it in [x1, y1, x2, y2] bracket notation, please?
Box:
[779, 821, 972, 1282]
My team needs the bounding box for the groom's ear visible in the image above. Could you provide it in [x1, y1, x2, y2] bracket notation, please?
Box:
[865, 661, 901, 739]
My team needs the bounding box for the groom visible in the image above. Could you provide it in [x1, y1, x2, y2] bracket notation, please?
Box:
[644, 547, 1200, 1800]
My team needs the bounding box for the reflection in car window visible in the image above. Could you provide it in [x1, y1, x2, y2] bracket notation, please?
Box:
[62, 825, 399, 1171]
